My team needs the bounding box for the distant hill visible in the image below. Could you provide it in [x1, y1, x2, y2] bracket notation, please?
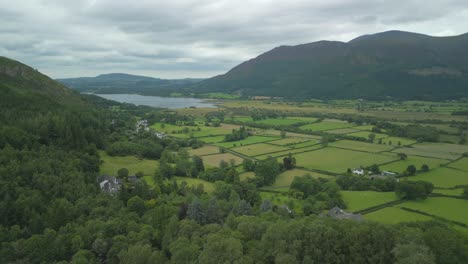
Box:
[192, 31, 468, 100]
[0, 56, 86, 110]
[58, 73, 203, 95]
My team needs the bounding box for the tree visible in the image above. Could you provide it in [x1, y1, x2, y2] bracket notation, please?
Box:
[192, 155, 205, 174]
[187, 199, 205, 224]
[242, 159, 256, 171]
[255, 156, 281, 185]
[117, 168, 129, 179]
[406, 165, 417, 175]
[198, 233, 243, 264]
[127, 196, 146, 216]
[368, 133, 376, 143]
[396, 181, 433, 200]
[392, 242, 436, 264]
[397, 153, 408, 160]
[369, 164, 380, 174]
[155, 160, 173, 179]
[260, 199, 273, 212]
[280, 130, 286, 139]
[282, 153, 296, 170]
[421, 164, 429, 172]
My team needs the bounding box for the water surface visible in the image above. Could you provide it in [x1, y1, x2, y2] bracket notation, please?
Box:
[94, 94, 217, 109]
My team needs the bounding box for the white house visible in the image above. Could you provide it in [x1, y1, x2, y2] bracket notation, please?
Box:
[352, 169, 364, 175]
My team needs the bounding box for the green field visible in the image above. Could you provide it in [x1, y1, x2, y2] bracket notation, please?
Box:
[406, 167, 468, 188]
[269, 137, 311, 146]
[215, 136, 279, 148]
[150, 123, 234, 138]
[231, 143, 290, 157]
[270, 169, 332, 189]
[380, 156, 449, 174]
[341, 191, 398, 212]
[198, 135, 226, 143]
[99, 151, 158, 176]
[396, 142, 468, 160]
[448, 158, 468, 172]
[352, 125, 376, 131]
[432, 188, 464, 196]
[254, 144, 323, 159]
[299, 121, 354, 131]
[201, 153, 244, 167]
[326, 128, 361, 134]
[329, 140, 394, 153]
[292, 147, 398, 173]
[287, 139, 321, 148]
[348, 131, 389, 140]
[397, 197, 468, 225]
[188, 145, 220, 156]
[239, 171, 255, 181]
[364, 207, 434, 224]
[233, 116, 308, 126]
[175, 177, 215, 193]
[260, 192, 303, 213]
[380, 136, 416, 146]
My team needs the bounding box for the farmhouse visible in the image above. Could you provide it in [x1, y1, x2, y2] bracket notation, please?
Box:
[98, 175, 122, 194]
[328, 207, 363, 221]
[135, 119, 149, 132]
[352, 169, 364, 175]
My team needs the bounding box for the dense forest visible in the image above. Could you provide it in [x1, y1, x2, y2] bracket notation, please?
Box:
[1, 57, 468, 263]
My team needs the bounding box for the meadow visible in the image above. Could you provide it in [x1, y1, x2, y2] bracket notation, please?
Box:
[341, 191, 399, 212]
[291, 147, 398, 173]
[201, 153, 244, 167]
[214, 135, 279, 148]
[397, 197, 468, 225]
[447, 157, 468, 172]
[329, 140, 394, 153]
[99, 151, 158, 176]
[188, 145, 220, 156]
[299, 121, 354, 131]
[364, 207, 434, 224]
[406, 167, 468, 188]
[270, 169, 332, 189]
[380, 156, 449, 174]
[231, 143, 290, 157]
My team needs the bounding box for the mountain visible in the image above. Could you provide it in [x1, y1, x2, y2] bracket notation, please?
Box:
[57, 73, 203, 95]
[0, 56, 86, 111]
[192, 30, 468, 100]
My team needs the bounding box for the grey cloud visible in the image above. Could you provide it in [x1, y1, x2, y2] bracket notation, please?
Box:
[0, 0, 467, 78]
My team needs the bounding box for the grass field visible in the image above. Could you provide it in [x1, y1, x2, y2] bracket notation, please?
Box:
[397, 197, 468, 225]
[231, 143, 290, 157]
[352, 125, 376, 131]
[287, 139, 321, 148]
[291, 147, 398, 173]
[260, 192, 303, 213]
[406, 167, 468, 188]
[327, 128, 361, 134]
[254, 144, 323, 159]
[260, 129, 320, 139]
[198, 135, 226, 143]
[201, 153, 244, 167]
[348, 131, 389, 140]
[448, 158, 468, 172]
[188, 145, 220, 156]
[270, 169, 332, 189]
[341, 191, 398, 212]
[175, 177, 215, 193]
[215, 136, 279, 148]
[432, 188, 464, 196]
[99, 151, 158, 176]
[380, 156, 449, 174]
[269, 137, 311, 146]
[233, 116, 308, 126]
[380, 137, 416, 146]
[239, 171, 255, 181]
[397, 143, 468, 160]
[364, 207, 434, 224]
[329, 140, 394, 153]
[299, 121, 354, 131]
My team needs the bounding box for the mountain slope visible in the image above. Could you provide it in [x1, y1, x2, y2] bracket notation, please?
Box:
[58, 73, 203, 95]
[193, 31, 468, 100]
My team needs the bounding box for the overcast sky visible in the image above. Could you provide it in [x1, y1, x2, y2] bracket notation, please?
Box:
[1, 0, 468, 79]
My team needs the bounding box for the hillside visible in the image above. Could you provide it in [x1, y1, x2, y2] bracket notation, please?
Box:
[58, 73, 203, 95]
[192, 31, 468, 100]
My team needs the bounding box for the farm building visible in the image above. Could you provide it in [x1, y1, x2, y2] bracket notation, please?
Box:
[352, 169, 364, 175]
[328, 207, 363, 221]
[99, 175, 122, 194]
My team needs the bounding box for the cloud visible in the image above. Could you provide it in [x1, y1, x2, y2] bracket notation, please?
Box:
[1, 0, 467, 78]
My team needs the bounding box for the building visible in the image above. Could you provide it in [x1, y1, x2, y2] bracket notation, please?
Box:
[98, 175, 122, 194]
[135, 119, 149, 132]
[327, 207, 363, 221]
[352, 169, 365, 175]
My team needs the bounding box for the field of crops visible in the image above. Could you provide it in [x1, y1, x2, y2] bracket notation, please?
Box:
[341, 191, 398, 212]
[406, 167, 468, 188]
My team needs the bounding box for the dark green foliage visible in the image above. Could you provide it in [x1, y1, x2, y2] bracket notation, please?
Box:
[282, 153, 296, 170]
[254, 156, 281, 186]
[406, 165, 417, 175]
[192, 31, 468, 100]
[396, 181, 434, 200]
[224, 126, 250, 142]
[336, 175, 397, 192]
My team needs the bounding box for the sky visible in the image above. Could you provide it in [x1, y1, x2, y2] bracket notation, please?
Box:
[1, 0, 468, 79]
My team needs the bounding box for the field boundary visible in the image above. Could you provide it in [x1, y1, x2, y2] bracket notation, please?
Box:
[399, 207, 468, 227]
[354, 199, 405, 215]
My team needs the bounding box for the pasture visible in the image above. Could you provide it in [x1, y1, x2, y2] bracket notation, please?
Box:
[299, 121, 354, 131]
[348, 131, 388, 140]
[231, 143, 289, 157]
[380, 136, 416, 146]
[270, 169, 332, 189]
[327, 128, 361, 134]
[201, 153, 244, 167]
[188, 145, 220, 156]
[329, 140, 394, 153]
[432, 188, 464, 196]
[291, 147, 398, 173]
[175, 177, 215, 193]
[215, 135, 279, 148]
[380, 156, 449, 174]
[406, 167, 468, 188]
[239, 171, 255, 181]
[254, 144, 323, 159]
[269, 137, 311, 146]
[364, 207, 433, 224]
[392, 145, 462, 160]
[448, 158, 468, 172]
[99, 151, 158, 176]
[397, 197, 468, 225]
[260, 192, 303, 213]
[341, 191, 398, 212]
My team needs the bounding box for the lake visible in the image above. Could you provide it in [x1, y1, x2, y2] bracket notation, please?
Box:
[94, 94, 217, 109]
